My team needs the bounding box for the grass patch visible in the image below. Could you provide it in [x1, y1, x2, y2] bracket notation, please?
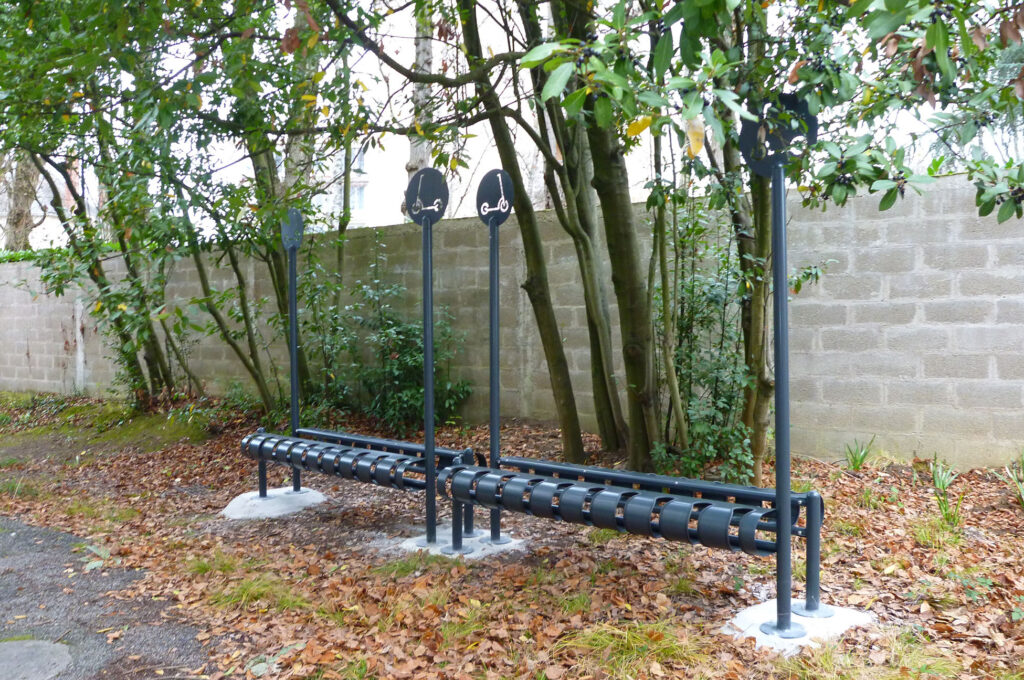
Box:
[210, 574, 310, 611]
[66, 500, 103, 518]
[858, 487, 883, 510]
[188, 550, 241, 575]
[65, 499, 140, 523]
[529, 563, 561, 586]
[792, 478, 814, 493]
[370, 552, 459, 578]
[911, 516, 962, 550]
[0, 634, 34, 642]
[334, 659, 375, 679]
[555, 621, 708, 679]
[0, 478, 40, 499]
[586, 528, 621, 545]
[440, 606, 486, 648]
[558, 592, 591, 615]
[776, 627, 960, 679]
[0, 457, 21, 469]
[668, 575, 698, 596]
[775, 638, 861, 679]
[833, 519, 865, 537]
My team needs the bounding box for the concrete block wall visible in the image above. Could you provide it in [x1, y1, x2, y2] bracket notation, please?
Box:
[0, 262, 114, 395]
[0, 175, 1021, 469]
[788, 175, 1024, 467]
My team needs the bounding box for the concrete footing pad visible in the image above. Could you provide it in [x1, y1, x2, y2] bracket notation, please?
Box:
[393, 524, 526, 560]
[722, 599, 875, 655]
[221, 486, 327, 520]
[0, 640, 72, 680]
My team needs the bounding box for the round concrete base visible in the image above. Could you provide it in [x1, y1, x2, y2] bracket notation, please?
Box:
[0, 640, 72, 680]
[221, 486, 327, 520]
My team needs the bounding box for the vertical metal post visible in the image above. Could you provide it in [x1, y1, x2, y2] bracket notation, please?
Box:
[760, 162, 806, 639]
[486, 216, 510, 544]
[422, 216, 437, 545]
[258, 458, 268, 498]
[462, 449, 479, 537]
[288, 244, 302, 493]
[795, 490, 833, 617]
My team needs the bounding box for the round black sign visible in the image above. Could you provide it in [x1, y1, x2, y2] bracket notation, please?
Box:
[405, 167, 449, 226]
[739, 93, 818, 178]
[475, 169, 514, 226]
[281, 207, 305, 251]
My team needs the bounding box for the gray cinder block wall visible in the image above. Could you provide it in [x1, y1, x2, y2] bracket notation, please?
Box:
[0, 176, 1020, 468]
[787, 176, 1023, 468]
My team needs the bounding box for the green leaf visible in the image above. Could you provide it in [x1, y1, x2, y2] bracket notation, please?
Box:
[541, 62, 574, 102]
[925, 21, 947, 50]
[612, 0, 627, 29]
[848, 0, 874, 17]
[997, 199, 1017, 223]
[653, 29, 673, 80]
[637, 91, 669, 108]
[702, 106, 724, 145]
[871, 179, 897, 191]
[832, 183, 848, 205]
[520, 43, 563, 69]
[978, 199, 996, 217]
[663, 3, 685, 26]
[879, 187, 899, 211]
[667, 76, 695, 90]
[594, 96, 613, 128]
[562, 88, 588, 117]
[866, 10, 909, 39]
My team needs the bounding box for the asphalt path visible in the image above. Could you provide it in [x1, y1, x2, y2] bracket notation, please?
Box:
[0, 516, 207, 680]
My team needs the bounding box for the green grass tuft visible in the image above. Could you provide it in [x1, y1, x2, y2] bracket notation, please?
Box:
[370, 552, 460, 578]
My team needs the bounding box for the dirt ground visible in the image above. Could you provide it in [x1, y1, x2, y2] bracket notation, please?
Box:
[1, 395, 1023, 679]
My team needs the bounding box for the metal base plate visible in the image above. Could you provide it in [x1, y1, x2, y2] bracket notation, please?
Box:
[759, 620, 807, 639]
[441, 545, 474, 556]
[794, 601, 835, 618]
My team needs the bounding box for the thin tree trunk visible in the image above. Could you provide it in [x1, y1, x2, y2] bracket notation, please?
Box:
[4, 151, 40, 251]
[407, 1, 433, 178]
[521, 2, 627, 452]
[459, 0, 586, 463]
[586, 125, 660, 471]
[33, 154, 150, 398]
[654, 135, 688, 450]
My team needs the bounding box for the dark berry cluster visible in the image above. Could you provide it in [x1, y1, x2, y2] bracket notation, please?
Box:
[929, 0, 952, 23]
[807, 56, 838, 73]
[997, 187, 1024, 205]
[576, 46, 599, 66]
[976, 111, 997, 127]
[894, 170, 908, 197]
[834, 173, 855, 187]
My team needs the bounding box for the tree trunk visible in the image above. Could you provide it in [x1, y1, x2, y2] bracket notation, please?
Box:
[407, 1, 433, 178]
[586, 126, 659, 471]
[521, 1, 627, 452]
[4, 150, 40, 251]
[722, 135, 773, 487]
[459, 0, 586, 463]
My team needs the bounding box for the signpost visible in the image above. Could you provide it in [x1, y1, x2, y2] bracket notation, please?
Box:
[282, 207, 305, 495]
[739, 94, 831, 638]
[476, 169, 514, 545]
[405, 168, 449, 548]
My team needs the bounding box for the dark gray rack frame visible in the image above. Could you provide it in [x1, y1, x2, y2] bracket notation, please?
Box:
[243, 160, 831, 639]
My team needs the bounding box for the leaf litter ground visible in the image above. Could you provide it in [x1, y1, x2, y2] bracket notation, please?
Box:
[1, 405, 1023, 679]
